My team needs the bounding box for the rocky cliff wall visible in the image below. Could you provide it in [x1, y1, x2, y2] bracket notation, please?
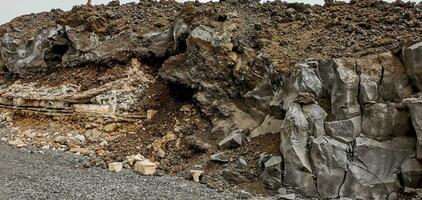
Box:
[0, 0, 422, 199]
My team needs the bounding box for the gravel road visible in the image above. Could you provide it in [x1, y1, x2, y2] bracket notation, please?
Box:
[0, 142, 243, 200]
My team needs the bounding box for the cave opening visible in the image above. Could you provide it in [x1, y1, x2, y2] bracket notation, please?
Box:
[167, 82, 196, 104]
[44, 43, 70, 68]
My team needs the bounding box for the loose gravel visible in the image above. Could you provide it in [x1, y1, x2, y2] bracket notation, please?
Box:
[0, 142, 243, 200]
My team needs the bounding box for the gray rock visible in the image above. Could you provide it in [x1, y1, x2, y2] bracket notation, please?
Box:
[262, 156, 282, 190]
[324, 116, 361, 143]
[340, 162, 401, 200]
[236, 157, 248, 170]
[379, 52, 413, 101]
[249, 114, 283, 138]
[0, 26, 68, 76]
[310, 136, 348, 198]
[210, 153, 229, 163]
[222, 169, 247, 184]
[401, 158, 422, 188]
[354, 136, 415, 188]
[403, 42, 422, 91]
[291, 63, 322, 97]
[278, 193, 296, 200]
[218, 129, 246, 149]
[359, 75, 379, 104]
[339, 136, 416, 199]
[404, 96, 422, 160]
[280, 103, 317, 196]
[302, 104, 327, 137]
[361, 103, 411, 141]
[330, 58, 361, 120]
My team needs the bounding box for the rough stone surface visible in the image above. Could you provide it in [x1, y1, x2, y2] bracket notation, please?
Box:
[401, 158, 422, 188]
[361, 103, 411, 141]
[310, 136, 348, 198]
[404, 96, 422, 160]
[330, 58, 361, 120]
[218, 129, 246, 149]
[0, 1, 422, 199]
[261, 156, 282, 190]
[134, 159, 157, 176]
[324, 116, 361, 143]
[403, 42, 422, 91]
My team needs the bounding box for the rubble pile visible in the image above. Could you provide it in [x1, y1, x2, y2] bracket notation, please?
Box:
[1, 0, 422, 199]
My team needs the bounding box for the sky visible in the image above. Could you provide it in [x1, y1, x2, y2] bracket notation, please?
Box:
[0, 0, 420, 25]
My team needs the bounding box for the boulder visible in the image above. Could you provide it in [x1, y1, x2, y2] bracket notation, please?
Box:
[330, 59, 361, 120]
[340, 162, 401, 200]
[404, 96, 422, 160]
[401, 158, 422, 188]
[280, 103, 317, 196]
[354, 136, 415, 187]
[310, 136, 348, 198]
[378, 52, 413, 101]
[261, 156, 282, 190]
[291, 63, 322, 97]
[359, 75, 379, 104]
[361, 103, 411, 141]
[324, 116, 361, 143]
[403, 42, 422, 91]
[302, 104, 327, 137]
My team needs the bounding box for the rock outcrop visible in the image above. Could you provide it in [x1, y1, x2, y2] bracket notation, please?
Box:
[0, 0, 422, 199]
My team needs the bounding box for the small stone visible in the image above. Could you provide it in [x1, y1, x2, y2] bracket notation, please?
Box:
[184, 136, 211, 152]
[388, 192, 398, 200]
[238, 190, 252, 199]
[54, 136, 68, 144]
[127, 154, 146, 166]
[103, 123, 119, 132]
[190, 169, 204, 183]
[69, 147, 90, 155]
[222, 169, 248, 184]
[279, 193, 296, 200]
[41, 145, 50, 150]
[218, 129, 245, 149]
[134, 159, 157, 175]
[99, 141, 108, 146]
[108, 162, 123, 172]
[4, 112, 14, 122]
[262, 156, 282, 190]
[236, 157, 248, 169]
[147, 110, 158, 120]
[16, 143, 27, 148]
[210, 153, 229, 163]
[74, 134, 86, 143]
[278, 187, 287, 195]
[84, 129, 102, 142]
[157, 148, 166, 158]
[0, 137, 7, 142]
[8, 138, 24, 147]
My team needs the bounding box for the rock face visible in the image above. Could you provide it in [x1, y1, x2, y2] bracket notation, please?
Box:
[1, 1, 422, 199]
[403, 42, 422, 91]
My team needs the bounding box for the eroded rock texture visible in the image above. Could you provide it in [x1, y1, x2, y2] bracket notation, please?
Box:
[1, 0, 422, 199]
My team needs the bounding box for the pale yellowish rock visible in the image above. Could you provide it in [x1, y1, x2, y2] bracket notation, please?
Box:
[147, 110, 158, 120]
[190, 170, 204, 183]
[108, 162, 123, 172]
[134, 159, 157, 175]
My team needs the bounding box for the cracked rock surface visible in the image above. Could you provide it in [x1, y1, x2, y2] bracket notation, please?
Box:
[1, 0, 422, 199]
